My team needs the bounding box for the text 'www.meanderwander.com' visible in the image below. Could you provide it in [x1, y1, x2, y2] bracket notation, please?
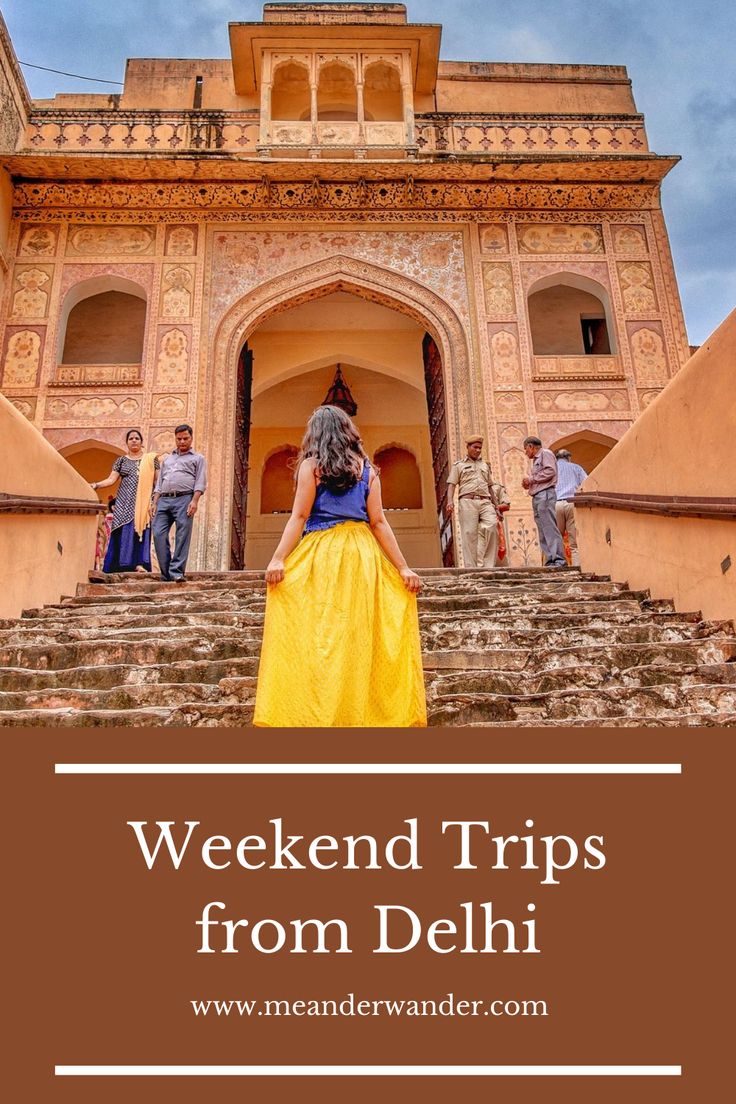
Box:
[191, 995, 549, 1018]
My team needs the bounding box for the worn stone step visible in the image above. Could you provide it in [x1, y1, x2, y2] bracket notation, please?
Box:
[64, 582, 628, 614]
[0, 614, 266, 642]
[423, 638, 736, 673]
[0, 702, 258, 727]
[16, 597, 267, 622]
[115, 569, 592, 588]
[67, 577, 605, 607]
[74, 573, 619, 600]
[0, 656, 260, 693]
[427, 713, 736, 729]
[79, 574, 609, 591]
[419, 585, 644, 610]
[1, 619, 721, 658]
[0, 675, 259, 713]
[4, 705, 735, 729]
[0, 635, 262, 671]
[0, 706, 178, 728]
[422, 622, 733, 650]
[420, 610, 698, 633]
[424, 660, 735, 697]
[428, 683, 736, 725]
[1, 606, 697, 641]
[15, 591, 646, 626]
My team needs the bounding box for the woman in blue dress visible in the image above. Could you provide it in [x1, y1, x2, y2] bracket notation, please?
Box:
[90, 430, 159, 573]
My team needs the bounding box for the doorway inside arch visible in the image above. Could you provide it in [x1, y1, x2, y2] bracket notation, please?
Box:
[548, 430, 618, 475]
[228, 289, 453, 569]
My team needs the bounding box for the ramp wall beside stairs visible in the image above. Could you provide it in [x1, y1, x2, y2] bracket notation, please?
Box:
[575, 308, 736, 627]
[0, 393, 101, 619]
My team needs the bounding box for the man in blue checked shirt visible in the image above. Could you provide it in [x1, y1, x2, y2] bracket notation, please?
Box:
[554, 449, 588, 567]
[151, 424, 207, 582]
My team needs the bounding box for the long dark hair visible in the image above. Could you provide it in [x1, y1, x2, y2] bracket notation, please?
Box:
[298, 405, 369, 493]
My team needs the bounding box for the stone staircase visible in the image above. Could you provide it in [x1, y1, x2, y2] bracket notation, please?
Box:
[0, 568, 735, 726]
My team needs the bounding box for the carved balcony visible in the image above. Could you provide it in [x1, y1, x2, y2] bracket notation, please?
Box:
[264, 118, 411, 157]
[51, 364, 143, 386]
[23, 109, 648, 162]
[532, 355, 624, 381]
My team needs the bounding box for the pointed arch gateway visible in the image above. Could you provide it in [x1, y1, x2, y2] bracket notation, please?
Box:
[199, 255, 477, 570]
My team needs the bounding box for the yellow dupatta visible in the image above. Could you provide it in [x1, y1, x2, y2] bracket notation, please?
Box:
[134, 452, 157, 537]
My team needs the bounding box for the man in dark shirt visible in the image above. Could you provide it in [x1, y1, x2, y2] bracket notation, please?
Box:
[151, 424, 207, 582]
[522, 436, 567, 568]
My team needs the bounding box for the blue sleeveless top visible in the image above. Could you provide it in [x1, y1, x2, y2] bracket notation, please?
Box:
[304, 461, 371, 533]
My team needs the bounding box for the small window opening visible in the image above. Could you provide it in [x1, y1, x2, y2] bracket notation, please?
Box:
[580, 317, 611, 355]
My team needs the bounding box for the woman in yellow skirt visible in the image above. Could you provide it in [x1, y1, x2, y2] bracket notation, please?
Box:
[254, 405, 427, 727]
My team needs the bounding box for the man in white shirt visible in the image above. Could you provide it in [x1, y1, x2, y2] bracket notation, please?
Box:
[554, 448, 588, 567]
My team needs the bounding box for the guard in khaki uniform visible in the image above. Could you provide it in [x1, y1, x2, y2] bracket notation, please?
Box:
[445, 435, 501, 568]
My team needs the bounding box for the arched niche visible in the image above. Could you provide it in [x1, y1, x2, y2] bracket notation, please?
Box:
[548, 429, 619, 474]
[317, 61, 357, 120]
[527, 272, 617, 356]
[374, 444, 422, 509]
[260, 445, 299, 513]
[363, 60, 403, 121]
[272, 60, 310, 121]
[59, 437, 125, 498]
[58, 276, 147, 365]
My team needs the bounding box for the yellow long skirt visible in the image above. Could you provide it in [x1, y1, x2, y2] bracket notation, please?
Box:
[254, 521, 427, 727]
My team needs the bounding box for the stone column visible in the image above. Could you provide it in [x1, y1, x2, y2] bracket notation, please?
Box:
[357, 79, 366, 146]
[402, 80, 415, 147]
[259, 81, 272, 147]
[310, 80, 318, 148]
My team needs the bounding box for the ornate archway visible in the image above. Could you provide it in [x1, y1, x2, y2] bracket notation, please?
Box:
[198, 255, 477, 569]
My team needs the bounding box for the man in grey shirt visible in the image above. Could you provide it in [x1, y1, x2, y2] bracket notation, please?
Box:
[522, 436, 567, 568]
[151, 424, 207, 582]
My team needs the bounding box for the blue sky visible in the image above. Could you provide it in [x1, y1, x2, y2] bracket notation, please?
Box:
[4, 0, 734, 344]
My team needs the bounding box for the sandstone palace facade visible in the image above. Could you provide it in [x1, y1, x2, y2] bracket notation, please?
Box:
[0, 3, 690, 570]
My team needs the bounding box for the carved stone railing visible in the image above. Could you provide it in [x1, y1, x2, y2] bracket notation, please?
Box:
[415, 115, 648, 156]
[532, 355, 624, 381]
[24, 110, 647, 158]
[25, 111, 260, 154]
[52, 364, 143, 386]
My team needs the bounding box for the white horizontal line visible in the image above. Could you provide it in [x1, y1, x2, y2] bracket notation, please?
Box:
[54, 763, 682, 776]
[55, 1065, 682, 1077]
